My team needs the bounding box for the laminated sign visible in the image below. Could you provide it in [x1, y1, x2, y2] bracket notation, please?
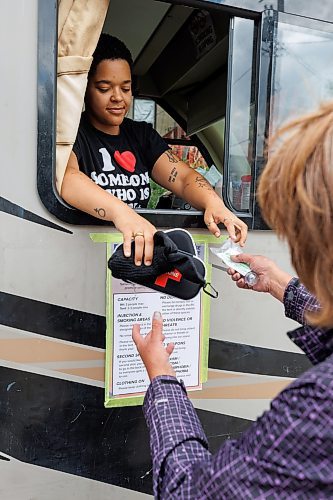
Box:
[91, 231, 218, 407]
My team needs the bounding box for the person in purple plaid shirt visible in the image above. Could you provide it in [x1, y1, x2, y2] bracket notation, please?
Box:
[132, 102, 333, 499]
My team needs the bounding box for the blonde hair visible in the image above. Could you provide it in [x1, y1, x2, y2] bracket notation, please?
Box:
[258, 101, 333, 327]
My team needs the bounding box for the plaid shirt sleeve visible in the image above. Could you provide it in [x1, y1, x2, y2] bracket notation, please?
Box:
[284, 278, 333, 364]
[283, 277, 321, 325]
[143, 376, 210, 497]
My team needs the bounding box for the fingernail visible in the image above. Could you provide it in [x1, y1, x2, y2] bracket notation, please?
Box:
[153, 311, 162, 320]
[135, 260, 141, 266]
[124, 251, 130, 257]
[215, 231, 220, 237]
[145, 260, 151, 266]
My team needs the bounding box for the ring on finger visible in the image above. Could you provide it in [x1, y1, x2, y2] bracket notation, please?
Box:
[133, 231, 144, 238]
[206, 220, 214, 227]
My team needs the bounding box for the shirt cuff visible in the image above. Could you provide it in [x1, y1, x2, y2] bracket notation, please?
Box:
[284, 277, 320, 325]
[143, 375, 186, 412]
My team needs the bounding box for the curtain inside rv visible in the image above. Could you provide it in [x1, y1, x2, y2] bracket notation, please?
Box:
[56, 0, 109, 193]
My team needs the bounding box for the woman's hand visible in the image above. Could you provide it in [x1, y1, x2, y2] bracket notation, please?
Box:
[62, 153, 156, 265]
[228, 254, 293, 302]
[113, 207, 157, 266]
[204, 202, 248, 246]
[132, 311, 176, 381]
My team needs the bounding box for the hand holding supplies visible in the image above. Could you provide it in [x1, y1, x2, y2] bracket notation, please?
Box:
[210, 237, 258, 286]
[108, 229, 218, 300]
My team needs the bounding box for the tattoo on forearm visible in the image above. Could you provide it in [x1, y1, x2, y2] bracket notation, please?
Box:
[168, 166, 178, 184]
[165, 150, 179, 164]
[194, 175, 214, 191]
[94, 207, 106, 218]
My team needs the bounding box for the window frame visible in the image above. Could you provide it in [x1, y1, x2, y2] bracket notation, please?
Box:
[222, 15, 260, 227]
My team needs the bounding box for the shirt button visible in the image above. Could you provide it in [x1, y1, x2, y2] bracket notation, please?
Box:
[275, 478, 281, 486]
[309, 412, 316, 420]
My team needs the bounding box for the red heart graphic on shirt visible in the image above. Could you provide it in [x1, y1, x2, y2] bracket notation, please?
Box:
[114, 150, 136, 173]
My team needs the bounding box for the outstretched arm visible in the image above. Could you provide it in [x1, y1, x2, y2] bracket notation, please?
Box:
[152, 150, 248, 246]
[133, 312, 333, 499]
[227, 254, 332, 364]
[227, 254, 321, 320]
[61, 152, 156, 265]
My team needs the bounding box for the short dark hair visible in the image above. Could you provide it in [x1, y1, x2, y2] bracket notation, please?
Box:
[89, 33, 133, 78]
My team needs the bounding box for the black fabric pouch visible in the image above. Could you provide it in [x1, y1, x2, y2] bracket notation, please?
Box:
[108, 229, 218, 300]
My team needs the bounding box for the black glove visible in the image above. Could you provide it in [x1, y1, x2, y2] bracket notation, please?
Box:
[108, 229, 210, 300]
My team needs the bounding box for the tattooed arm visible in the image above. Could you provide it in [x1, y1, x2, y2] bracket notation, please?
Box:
[61, 152, 157, 265]
[152, 150, 215, 203]
[152, 150, 248, 245]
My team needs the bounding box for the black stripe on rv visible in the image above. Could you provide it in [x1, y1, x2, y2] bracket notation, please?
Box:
[0, 196, 72, 234]
[0, 291, 310, 377]
[209, 338, 311, 378]
[0, 365, 251, 494]
[0, 291, 105, 349]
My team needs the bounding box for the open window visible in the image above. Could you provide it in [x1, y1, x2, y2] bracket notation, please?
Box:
[36, 0, 262, 228]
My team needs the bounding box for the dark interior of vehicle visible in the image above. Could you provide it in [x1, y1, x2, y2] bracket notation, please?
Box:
[103, 1, 230, 137]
